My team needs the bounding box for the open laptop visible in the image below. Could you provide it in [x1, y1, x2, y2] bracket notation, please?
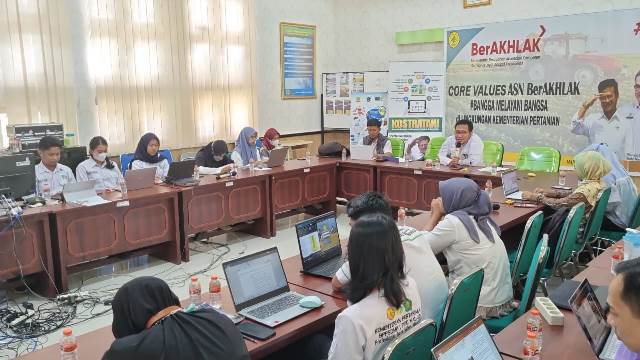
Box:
[124, 167, 156, 191]
[165, 160, 199, 186]
[295, 211, 344, 278]
[350, 144, 374, 160]
[432, 316, 503, 360]
[222, 247, 315, 327]
[569, 279, 621, 360]
[62, 180, 109, 206]
[502, 170, 523, 200]
[263, 147, 288, 168]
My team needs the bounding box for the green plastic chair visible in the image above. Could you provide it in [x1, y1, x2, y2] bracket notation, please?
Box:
[508, 211, 544, 287]
[425, 136, 445, 162]
[600, 195, 640, 242]
[579, 188, 611, 258]
[516, 146, 561, 172]
[540, 202, 585, 296]
[389, 137, 405, 158]
[437, 268, 484, 342]
[382, 319, 437, 360]
[485, 235, 550, 333]
[483, 141, 505, 167]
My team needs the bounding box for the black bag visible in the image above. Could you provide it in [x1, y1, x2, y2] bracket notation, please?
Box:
[318, 142, 349, 157]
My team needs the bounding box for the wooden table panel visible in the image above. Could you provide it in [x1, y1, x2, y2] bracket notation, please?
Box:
[336, 160, 376, 199]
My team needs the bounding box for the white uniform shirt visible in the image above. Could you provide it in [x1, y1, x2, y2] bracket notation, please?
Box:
[571, 109, 634, 160]
[438, 133, 484, 166]
[622, 106, 640, 159]
[230, 148, 261, 166]
[328, 277, 423, 360]
[35, 162, 76, 195]
[335, 226, 448, 325]
[424, 214, 513, 308]
[130, 159, 170, 179]
[76, 158, 123, 193]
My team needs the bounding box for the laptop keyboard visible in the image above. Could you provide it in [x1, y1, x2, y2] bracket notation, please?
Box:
[311, 258, 343, 277]
[247, 293, 303, 319]
[601, 336, 621, 360]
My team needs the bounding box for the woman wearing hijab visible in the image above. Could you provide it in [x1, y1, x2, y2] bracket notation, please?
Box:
[260, 128, 281, 159]
[130, 133, 170, 179]
[423, 177, 515, 319]
[103, 277, 249, 360]
[582, 144, 638, 231]
[231, 127, 261, 166]
[194, 140, 235, 175]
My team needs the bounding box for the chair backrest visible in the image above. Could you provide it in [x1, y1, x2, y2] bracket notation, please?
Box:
[180, 152, 197, 161]
[483, 141, 504, 167]
[552, 202, 585, 272]
[516, 146, 561, 172]
[389, 137, 405, 158]
[256, 137, 263, 149]
[629, 196, 640, 229]
[517, 235, 550, 316]
[437, 268, 484, 342]
[120, 153, 135, 175]
[159, 149, 173, 164]
[382, 319, 437, 360]
[581, 187, 612, 247]
[425, 136, 445, 162]
[510, 211, 544, 286]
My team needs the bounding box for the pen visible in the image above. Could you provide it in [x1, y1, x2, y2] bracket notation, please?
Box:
[243, 335, 258, 343]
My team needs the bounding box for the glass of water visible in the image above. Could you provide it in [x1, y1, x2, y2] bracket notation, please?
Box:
[558, 171, 567, 186]
[434, 160, 441, 170]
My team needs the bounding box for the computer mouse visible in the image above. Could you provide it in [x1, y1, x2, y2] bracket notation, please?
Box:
[299, 296, 323, 309]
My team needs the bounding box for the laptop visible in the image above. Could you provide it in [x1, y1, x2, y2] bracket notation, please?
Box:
[264, 147, 288, 168]
[549, 279, 609, 311]
[62, 180, 109, 206]
[295, 211, 344, 278]
[124, 167, 156, 191]
[432, 316, 503, 360]
[569, 279, 621, 360]
[502, 170, 523, 200]
[165, 160, 199, 186]
[350, 144, 374, 160]
[222, 247, 315, 327]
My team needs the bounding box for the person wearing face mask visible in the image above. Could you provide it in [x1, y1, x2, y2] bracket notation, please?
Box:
[76, 136, 123, 193]
[194, 140, 235, 175]
[259, 128, 281, 159]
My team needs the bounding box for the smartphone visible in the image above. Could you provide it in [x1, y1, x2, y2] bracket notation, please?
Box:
[238, 321, 276, 340]
[551, 185, 572, 191]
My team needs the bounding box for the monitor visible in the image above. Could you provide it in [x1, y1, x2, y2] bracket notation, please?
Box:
[0, 153, 36, 200]
[59, 146, 88, 176]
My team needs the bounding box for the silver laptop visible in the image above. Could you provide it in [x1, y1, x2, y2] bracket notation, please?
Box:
[265, 147, 288, 168]
[222, 247, 314, 327]
[432, 316, 503, 360]
[569, 279, 621, 360]
[502, 170, 523, 200]
[124, 167, 155, 191]
[350, 144, 374, 160]
[62, 180, 109, 206]
[295, 211, 344, 279]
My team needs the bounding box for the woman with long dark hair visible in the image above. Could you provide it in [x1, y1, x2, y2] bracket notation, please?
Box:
[76, 136, 123, 192]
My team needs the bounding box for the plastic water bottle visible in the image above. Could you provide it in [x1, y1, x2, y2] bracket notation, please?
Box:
[193, 165, 200, 180]
[490, 162, 498, 176]
[611, 245, 623, 274]
[397, 208, 407, 227]
[209, 275, 222, 309]
[41, 180, 51, 200]
[189, 276, 202, 305]
[60, 327, 78, 360]
[623, 228, 640, 260]
[306, 151, 311, 166]
[119, 178, 127, 198]
[527, 308, 543, 351]
[341, 148, 347, 161]
[522, 331, 540, 360]
[558, 171, 567, 186]
[485, 179, 493, 198]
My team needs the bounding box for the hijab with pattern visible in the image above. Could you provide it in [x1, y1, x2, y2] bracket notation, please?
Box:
[262, 128, 280, 151]
[234, 127, 258, 165]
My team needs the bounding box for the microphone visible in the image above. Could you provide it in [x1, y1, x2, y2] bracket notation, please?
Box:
[453, 142, 462, 158]
[216, 170, 237, 180]
[492, 203, 501, 211]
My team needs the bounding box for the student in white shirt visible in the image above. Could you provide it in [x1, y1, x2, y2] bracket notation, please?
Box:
[405, 135, 430, 161]
[230, 127, 261, 166]
[422, 177, 515, 319]
[35, 136, 76, 197]
[194, 140, 235, 175]
[76, 136, 123, 193]
[361, 118, 392, 159]
[129, 133, 170, 179]
[571, 78, 633, 160]
[328, 214, 423, 360]
[438, 119, 484, 167]
[332, 192, 448, 325]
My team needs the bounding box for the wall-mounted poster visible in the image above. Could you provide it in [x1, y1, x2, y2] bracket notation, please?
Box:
[281, 22, 316, 99]
[350, 93, 387, 145]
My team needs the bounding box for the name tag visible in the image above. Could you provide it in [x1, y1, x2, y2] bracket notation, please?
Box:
[116, 201, 130, 207]
[413, 170, 422, 175]
[225, 182, 234, 187]
[304, 168, 310, 173]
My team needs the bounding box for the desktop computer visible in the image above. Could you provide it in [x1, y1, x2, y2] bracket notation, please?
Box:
[0, 153, 36, 200]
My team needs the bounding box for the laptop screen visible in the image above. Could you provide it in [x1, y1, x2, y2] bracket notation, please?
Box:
[432, 316, 502, 360]
[295, 212, 341, 268]
[223, 247, 289, 310]
[501, 170, 519, 195]
[569, 279, 611, 354]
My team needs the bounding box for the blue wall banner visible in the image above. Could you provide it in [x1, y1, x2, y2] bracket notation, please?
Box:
[281, 22, 316, 99]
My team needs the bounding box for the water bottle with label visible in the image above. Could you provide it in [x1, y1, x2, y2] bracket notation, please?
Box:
[623, 228, 640, 260]
[341, 147, 347, 161]
[209, 275, 222, 309]
[59, 327, 78, 360]
[189, 276, 202, 305]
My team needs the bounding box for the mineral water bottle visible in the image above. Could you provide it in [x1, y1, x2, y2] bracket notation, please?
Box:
[341, 148, 347, 161]
[485, 179, 493, 198]
[119, 178, 128, 198]
[60, 327, 78, 360]
[611, 245, 623, 274]
[189, 276, 202, 305]
[527, 308, 543, 351]
[522, 331, 540, 360]
[208, 275, 222, 309]
[491, 162, 498, 176]
[397, 208, 407, 227]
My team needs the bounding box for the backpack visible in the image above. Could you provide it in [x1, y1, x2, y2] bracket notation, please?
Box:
[318, 142, 349, 157]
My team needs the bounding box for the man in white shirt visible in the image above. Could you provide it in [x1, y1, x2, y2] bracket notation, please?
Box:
[361, 119, 392, 159]
[35, 136, 76, 196]
[571, 78, 633, 160]
[332, 192, 449, 325]
[438, 119, 484, 167]
[629, 71, 640, 159]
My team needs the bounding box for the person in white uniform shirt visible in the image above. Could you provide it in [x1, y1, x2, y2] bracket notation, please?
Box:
[35, 136, 75, 197]
[129, 133, 170, 179]
[628, 70, 640, 159]
[332, 192, 448, 326]
[328, 213, 423, 360]
[571, 78, 633, 160]
[76, 136, 123, 193]
[438, 119, 484, 167]
[423, 177, 515, 319]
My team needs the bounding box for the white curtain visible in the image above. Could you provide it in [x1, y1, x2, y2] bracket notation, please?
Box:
[1, 0, 256, 154]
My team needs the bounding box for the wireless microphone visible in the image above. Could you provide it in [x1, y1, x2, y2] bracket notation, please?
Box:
[216, 170, 237, 180]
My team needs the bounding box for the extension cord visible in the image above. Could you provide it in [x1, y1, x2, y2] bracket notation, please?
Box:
[56, 291, 90, 304]
[534, 297, 564, 326]
[9, 309, 35, 327]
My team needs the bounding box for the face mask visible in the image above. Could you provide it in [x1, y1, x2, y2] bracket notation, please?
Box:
[271, 140, 280, 147]
[93, 152, 108, 162]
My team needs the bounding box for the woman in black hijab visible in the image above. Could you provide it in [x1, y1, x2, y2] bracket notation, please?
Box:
[194, 140, 235, 175]
[129, 133, 170, 179]
[103, 277, 249, 360]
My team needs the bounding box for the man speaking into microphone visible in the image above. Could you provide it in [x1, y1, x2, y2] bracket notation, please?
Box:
[438, 119, 484, 167]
